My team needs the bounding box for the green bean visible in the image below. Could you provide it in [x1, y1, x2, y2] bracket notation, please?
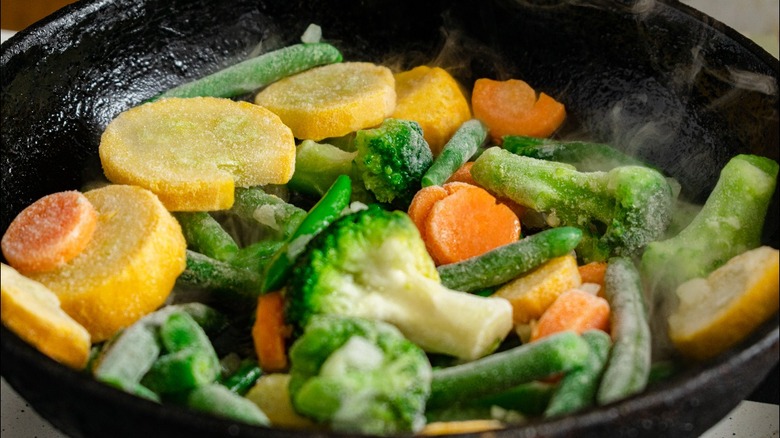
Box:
[93, 324, 160, 393]
[428, 331, 590, 408]
[154, 43, 342, 99]
[141, 348, 221, 394]
[184, 383, 270, 426]
[597, 257, 652, 405]
[545, 329, 612, 417]
[175, 212, 239, 262]
[177, 250, 263, 300]
[219, 358, 263, 395]
[501, 135, 650, 172]
[422, 119, 487, 187]
[438, 227, 583, 292]
[263, 174, 352, 292]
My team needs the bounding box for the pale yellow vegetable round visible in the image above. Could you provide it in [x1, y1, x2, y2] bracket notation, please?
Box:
[100, 97, 296, 211]
[28, 185, 187, 342]
[668, 246, 779, 361]
[392, 66, 471, 156]
[1, 263, 92, 369]
[254, 62, 396, 141]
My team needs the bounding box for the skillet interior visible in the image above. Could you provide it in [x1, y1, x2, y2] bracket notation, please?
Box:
[1, 0, 778, 437]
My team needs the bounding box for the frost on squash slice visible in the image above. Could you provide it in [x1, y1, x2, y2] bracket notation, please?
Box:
[99, 97, 296, 211]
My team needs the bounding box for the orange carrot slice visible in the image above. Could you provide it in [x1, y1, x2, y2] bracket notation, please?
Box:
[472, 78, 566, 141]
[1, 191, 97, 274]
[445, 161, 478, 186]
[579, 261, 608, 290]
[252, 291, 292, 372]
[407, 185, 449, 242]
[424, 182, 520, 265]
[531, 289, 610, 342]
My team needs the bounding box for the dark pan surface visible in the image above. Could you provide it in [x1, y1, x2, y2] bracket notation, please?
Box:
[1, 0, 778, 437]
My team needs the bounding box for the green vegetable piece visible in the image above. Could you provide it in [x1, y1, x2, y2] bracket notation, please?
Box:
[229, 239, 284, 271]
[597, 257, 652, 405]
[219, 358, 263, 395]
[502, 135, 650, 172]
[288, 140, 357, 197]
[641, 154, 779, 294]
[93, 323, 161, 392]
[184, 383, 270, 426]
[421, 119, 487, 187]
[471, 147, 674, 262]
[437, 226, 583, 292]
[263, 174, 352, 292]
[286, 205, 514, 360]
[142, 348, 221, 394]
[288, 315, 432, 435]
[174, 212, 240, 262]
[158, 311, 219, 353]
[427, 331, 590, 408]
[353, 118, 434, 207]
[92, 304, 227, 395]
[177, 250, 263, 301]
[141, 312, 221, 394]
[471, 380, 556, 416]
[154, 43, 343, 99]
[231, 186, 307, 241]
[545, 329, 612, 417]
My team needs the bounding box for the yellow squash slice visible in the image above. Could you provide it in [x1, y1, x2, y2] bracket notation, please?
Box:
[28, 185, 187, 342]
[668, 246, 779, 361]
[392, 66, 471, 155]
[254, 62, 396, 141]
[1, 263, 91, 369]
[100, 97, 296, 211]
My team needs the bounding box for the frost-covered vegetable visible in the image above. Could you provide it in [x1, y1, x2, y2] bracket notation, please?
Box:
[287, 315, 432, 435]
[288, 118, 433, 208]
[641, 154, 778, 295]
[286, 204, 513, 360]
[471, 147, 675, 263]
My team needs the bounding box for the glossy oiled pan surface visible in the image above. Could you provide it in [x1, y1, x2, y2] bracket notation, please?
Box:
[1, 0, 778, 437]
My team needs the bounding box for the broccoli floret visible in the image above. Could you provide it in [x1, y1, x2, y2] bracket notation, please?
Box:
[286, 204, 514, 360]
[288, 119, 433, 208]
[287, 315, 432, 435]
[470, 147, 675, 262]
[641, 154, 778, 295]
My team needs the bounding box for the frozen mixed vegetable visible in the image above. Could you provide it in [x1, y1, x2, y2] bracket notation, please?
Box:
[1, 29, 779, 437]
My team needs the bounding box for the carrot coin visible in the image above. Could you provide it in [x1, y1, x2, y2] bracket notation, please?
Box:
[2, 191, 97, 274]
[424, 183, 520, 265]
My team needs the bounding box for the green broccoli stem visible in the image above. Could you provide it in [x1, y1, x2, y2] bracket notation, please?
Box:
[437, 226, 582, 292]
[422, 119, 487, 187]
[359, 264, 514, 360]
[287, 140, 357, 197]
[544, 329, 612, 417]
[263, 174, 352, 292]
[471, 147, 674, 262]
[153, 43, 342, 99]
[597, 257, 652, 406]
[501, 135, 651, 172]
[641, 154, 779, 295]
[175, 212, 240, 262]
[427, 331, 591, 408]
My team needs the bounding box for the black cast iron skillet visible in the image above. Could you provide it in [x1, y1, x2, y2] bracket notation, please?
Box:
[2, 0, 778, 437]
